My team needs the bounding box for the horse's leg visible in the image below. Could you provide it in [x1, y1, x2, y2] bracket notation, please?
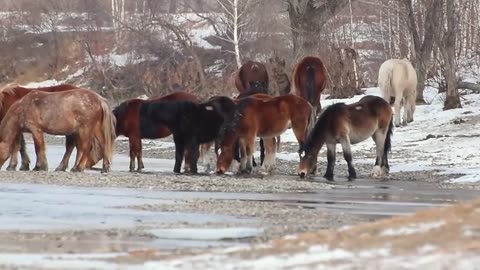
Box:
[262, 137, 277, 174]
[340, 137, 356, 181]
[200, 142, 212, 172]
[187, 139, 200, 174]
[31, 130, 48, 171]
[173, 136, 185, 173]
[244, 134, 256, 174]
[93, 126, 111, 174]
[372, 131, 388, 177]
[18, 134, 31, 171]
[258, 138, 264, 166]
[55, 135, 75, 171]
[324, 143, 336, 181]
[74, 130, 93, 172]
[71, 137, 82, 172]
[276, 135, 281, 152]
[405, 92, 416, 124]
[393, 92, 403, 127]
[238, 138, 248, 173]
[128, 137, 139, 172]
[6, 135, 21, 171]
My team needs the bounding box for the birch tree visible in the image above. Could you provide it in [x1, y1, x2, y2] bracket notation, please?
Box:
[215, 0, 258, 68]
[111, 0, 126, 42]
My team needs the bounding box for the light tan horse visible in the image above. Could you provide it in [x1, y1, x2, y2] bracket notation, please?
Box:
[378, 58, 417, 127]
[0, 88, 116, 173]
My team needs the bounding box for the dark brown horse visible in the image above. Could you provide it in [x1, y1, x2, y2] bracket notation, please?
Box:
[113, 91, 198, 172]
[292, 56, 328, 117]
[0, 83, 81, 171]
[216, 94, 312, 174]
[234, 61, 269, 94]
[0, 88, 116, 172]
[298, 96, 394, 181]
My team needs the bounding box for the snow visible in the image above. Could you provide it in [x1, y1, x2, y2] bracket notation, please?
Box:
[380, 222, 445, 237]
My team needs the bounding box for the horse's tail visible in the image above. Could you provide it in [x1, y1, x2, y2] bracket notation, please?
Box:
[378, 62, 394, 105]
[384, 116, 394, 156]
[99, 98, 116, 166]
[306, 65, 315, 106]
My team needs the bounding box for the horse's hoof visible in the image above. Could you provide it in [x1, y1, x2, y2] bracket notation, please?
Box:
[101, 168, 110, 174]
[55, 167, 67, 172]
[129, 167, 135, 172]
[33, 166, 48, 171]
[6, 166, 16, 171]
[324, 173, 334, 181]
[19, 165, 30, 171]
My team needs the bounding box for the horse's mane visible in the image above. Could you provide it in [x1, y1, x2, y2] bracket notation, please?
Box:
[218, 97, 250, 143]
[302, 102, 346, 154]
[0, 83, 22, 113]
[112, 99, 137, 119]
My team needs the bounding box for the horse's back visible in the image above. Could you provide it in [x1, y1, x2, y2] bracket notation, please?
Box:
[379, 59, 417, 98]
[149, 91, 198, 103]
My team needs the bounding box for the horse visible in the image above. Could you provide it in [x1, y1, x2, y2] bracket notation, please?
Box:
[0, 88, 116, 173]
[235, 60, 269, 94]
[0, 83, 81, 171]
[216, 94, 312, 175]
[112, 91, 198, 172]
[292, 56, 328, 132]
[378, 58, 417, 127]
[297, 95, 393, 181]
[140, 98, 228, 174]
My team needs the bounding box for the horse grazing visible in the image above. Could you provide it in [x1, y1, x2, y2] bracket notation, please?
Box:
[378, 58, 417, 127]
[113, 91, 198, 172]
[0, 83, 80, 170]
[298, 95, 393, 181]
[216, 94, 312, 174]
[235, 60, 269, 94]
[140, 98, 227, 174]
[292, 56, 327, 115]
[0, 88, 116, 173]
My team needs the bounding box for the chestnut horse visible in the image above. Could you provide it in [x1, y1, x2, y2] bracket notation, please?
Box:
[378, 58, 417, 127]
[216, 94, 312, 174]
[0, 88, 116, 172]
[298, 96, 393, 181]
[0, 83, 80, 170]
[292, 56, 328, 130]
[113, 91, 198, 172]
[235, 61, 269, 94]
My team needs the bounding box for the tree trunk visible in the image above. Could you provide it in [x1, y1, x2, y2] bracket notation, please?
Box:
[404, 0, 442, 104]
[233, 0, 241, 68]
[286, 0, 352, 59]
[442, 0, 461, 110]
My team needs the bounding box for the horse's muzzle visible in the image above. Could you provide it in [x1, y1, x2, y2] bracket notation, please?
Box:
[299, 172, 306, 179]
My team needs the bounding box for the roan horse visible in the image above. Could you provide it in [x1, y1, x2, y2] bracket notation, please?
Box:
[216, 94, 312, 174]
[235, 60, 269, 94]
[0, 83, 80, 170]
[140, 98, 227, 174]
[0, 88, 116, 172]
[378, 58, 417, 127]
[112, 91, 198, 172]
[292, 56, 328, 115]
[298, 96, 393, 181]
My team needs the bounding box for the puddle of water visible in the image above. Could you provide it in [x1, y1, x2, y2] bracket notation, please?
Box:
[0, 183, 247, 231]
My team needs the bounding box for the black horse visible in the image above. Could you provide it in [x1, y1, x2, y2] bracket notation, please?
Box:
[140, 100, 225, 174]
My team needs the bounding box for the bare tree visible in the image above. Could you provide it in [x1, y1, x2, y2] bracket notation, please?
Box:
[440, 0, 461, 110]
[404, 0, 442, 104]
[285, 0, 355, 58]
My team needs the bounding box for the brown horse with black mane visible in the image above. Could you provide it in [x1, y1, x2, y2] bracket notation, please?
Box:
[292, 56, 328, 119]
[235, 60, 269, 94]
[112, 91, 198, 172]
[0, 88, 116, 173]
[0, 83, 80, 170]
[216, 94, 312, 174]
[298, 96, 394, 181]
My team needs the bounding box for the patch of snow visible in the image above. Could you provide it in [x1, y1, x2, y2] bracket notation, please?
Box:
[380, 222, 445, 237]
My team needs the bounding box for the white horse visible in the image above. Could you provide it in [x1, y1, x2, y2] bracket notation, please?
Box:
[378, 58, 417, 127]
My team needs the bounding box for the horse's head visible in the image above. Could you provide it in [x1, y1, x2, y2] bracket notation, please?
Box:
[216, 143, 234, 175]
[297, 147, 318, 178]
